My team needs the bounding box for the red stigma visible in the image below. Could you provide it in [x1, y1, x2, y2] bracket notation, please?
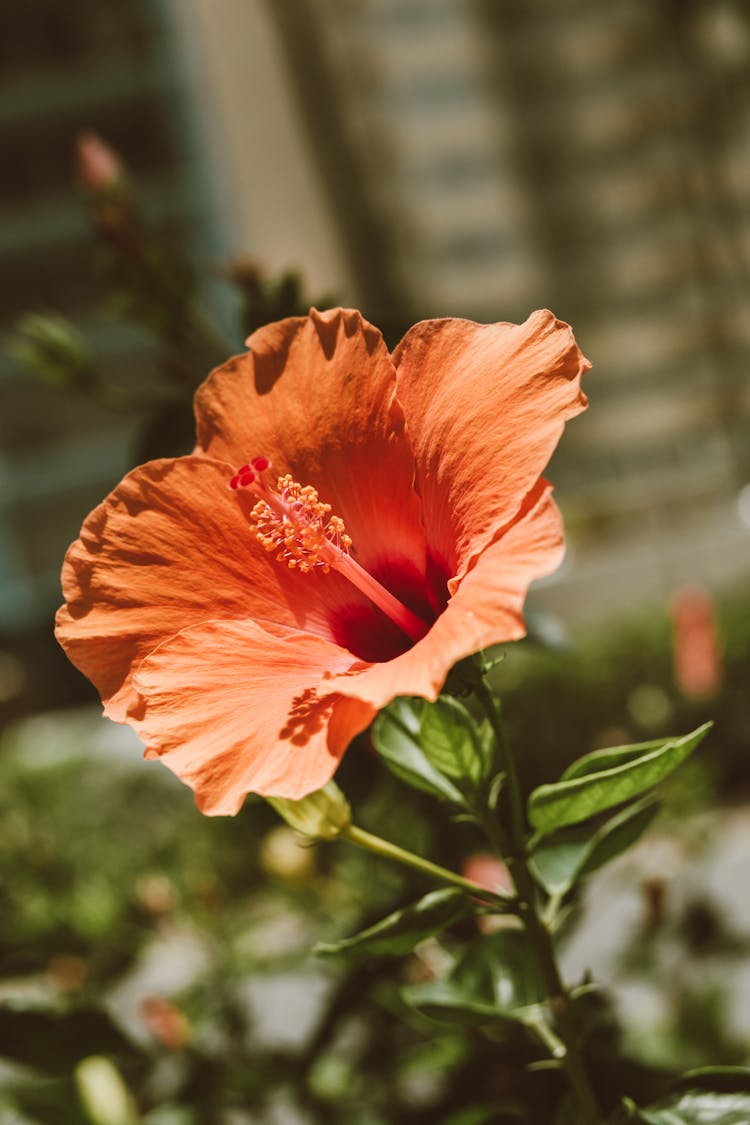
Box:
[229, 457, 273, 492]
[229, 468, 257, 490]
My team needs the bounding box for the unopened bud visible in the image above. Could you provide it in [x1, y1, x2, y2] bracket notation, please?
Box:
[77, 131, 123, 192]
[266, 781, 351, 840]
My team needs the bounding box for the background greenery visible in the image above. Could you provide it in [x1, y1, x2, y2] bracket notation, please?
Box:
[1, 587, 748, 1122]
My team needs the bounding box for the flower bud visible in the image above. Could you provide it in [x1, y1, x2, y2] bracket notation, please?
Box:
[266, 782, 351, 840]
[76, 131, 123, 192]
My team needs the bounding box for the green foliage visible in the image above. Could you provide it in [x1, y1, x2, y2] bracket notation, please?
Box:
[404, 930, 547, 1032]
[530, 798, 660, 896]
[372, 696, 497, 812]
[372, 697, 468, 804]
[489, 588, 750, 806]
[315, 888, 471, 959]
[622, 1089, 750, 1124]
[528, 724, 712, 835]
[419, 696, 491, 786]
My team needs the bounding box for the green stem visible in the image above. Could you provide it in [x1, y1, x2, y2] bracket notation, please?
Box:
[474, 675, 601, 1125]
[341, 824, 514, 911]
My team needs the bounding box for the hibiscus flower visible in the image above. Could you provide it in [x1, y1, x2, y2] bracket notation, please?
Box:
[56, 308, 588, 815]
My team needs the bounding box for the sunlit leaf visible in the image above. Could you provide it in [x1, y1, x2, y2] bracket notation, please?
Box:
[314, 889, 471, 959]
[636, 1090, 750, 1124]
[528, 724, 711, 835]
[420, 696, 487, 785]
[372, 698, 466, 804]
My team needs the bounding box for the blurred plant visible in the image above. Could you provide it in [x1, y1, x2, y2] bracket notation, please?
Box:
[8, 314, 97, 393]
[1, 612, 748, 1122]
[6, 131, 335, 464]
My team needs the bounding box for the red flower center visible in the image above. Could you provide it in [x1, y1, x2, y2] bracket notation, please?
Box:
[230, 459, 431, 645]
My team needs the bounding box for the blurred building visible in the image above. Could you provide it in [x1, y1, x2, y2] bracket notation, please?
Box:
[1, 0, 749, 655]
[0, 0, 221, 632]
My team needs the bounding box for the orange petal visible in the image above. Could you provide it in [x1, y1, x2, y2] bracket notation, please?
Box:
[194, 308, 427, 606]
[132, 619, 375, 814]
[326, 481, 563, 707]
[55, 456, 371, 722]
[392, 310, 588, 587]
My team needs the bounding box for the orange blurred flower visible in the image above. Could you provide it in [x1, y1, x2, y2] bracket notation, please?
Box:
[56, 308, 588, 814]
[670, 584, 722, 699]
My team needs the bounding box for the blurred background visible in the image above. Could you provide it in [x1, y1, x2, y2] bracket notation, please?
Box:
[1, 2, 749, 1123]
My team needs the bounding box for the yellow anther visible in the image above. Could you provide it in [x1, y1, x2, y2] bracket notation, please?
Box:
[249, 475, 351, 573]
[230, 456, 429, 641]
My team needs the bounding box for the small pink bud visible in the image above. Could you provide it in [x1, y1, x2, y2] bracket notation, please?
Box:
[76, 131, 123, 191]
[462, 852, 513, 895]
[462, 853, 514, 934]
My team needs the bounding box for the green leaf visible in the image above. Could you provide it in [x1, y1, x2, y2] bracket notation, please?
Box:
[531, 799, 660, 896]
[579, 798, 660, 877]
[314, 889, 471, 959]
[404, 930, 546, 1029]
[614, 1073, 750, 1124]
[372, 698, 466, 804]
[529, 836, 591, 897]
[562, 740, 677, 781]
[420, 696, 487, 785]
[636, 1090, 750, 1123]
[675, 1069, 750, 1094]
[527, 723, 711, 835]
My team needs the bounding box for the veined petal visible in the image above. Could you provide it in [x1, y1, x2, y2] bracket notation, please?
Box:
[392, 310, 588, 587]
[55, 456, 374, 722]
[132, 619, 375, 814]
[326, 481, 563, 708]
[195, 307, 427, 605]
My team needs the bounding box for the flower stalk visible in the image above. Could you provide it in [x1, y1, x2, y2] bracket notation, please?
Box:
[341, 823, 515, 910]
[474, 675, 602, 1125]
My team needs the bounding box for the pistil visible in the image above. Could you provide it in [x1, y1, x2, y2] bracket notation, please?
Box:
[230, 459, 429, 643]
